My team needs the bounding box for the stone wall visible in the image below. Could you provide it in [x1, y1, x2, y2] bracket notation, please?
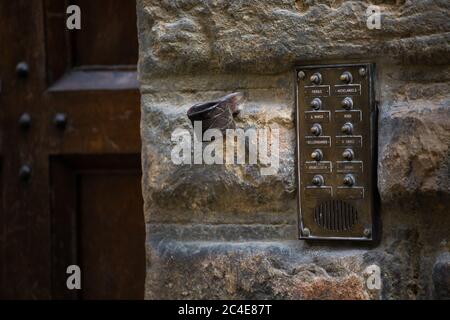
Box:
[137, 0, 450, 299]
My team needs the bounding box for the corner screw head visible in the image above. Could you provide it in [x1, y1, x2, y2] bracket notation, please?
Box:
[363, 228, 372, 238]
[359, 67, 367, 77]
[297, 70, 306, 80]
[303, 227, 311, 237]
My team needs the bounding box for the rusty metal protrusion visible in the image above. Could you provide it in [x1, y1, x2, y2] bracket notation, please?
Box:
[187, 92, 243, 140]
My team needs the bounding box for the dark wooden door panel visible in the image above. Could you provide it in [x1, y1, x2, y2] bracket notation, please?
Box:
[51, 155, 145, 300]
[72, 0, 138, 67]
[0, 0, 51, 299]
[46, 91, 141, 154]
[1, 1, 144, 299]
[80, 172, 144, 299]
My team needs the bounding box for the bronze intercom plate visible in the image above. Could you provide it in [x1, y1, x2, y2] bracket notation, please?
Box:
[296, 63, 376, 241]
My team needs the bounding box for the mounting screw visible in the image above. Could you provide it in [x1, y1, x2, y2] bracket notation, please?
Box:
[19, 165, 32, 182]
[363, 228, 372, 238]
[303, 227, 311, 237]
[54, 113, 68, 130]
[297, 70, 306, 80]
[16, 62, 29, 78]
[359, 67, 367, 77]
[19, 113, 32, 130]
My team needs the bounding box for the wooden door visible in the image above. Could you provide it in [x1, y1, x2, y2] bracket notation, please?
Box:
[0, 0, 145, 299]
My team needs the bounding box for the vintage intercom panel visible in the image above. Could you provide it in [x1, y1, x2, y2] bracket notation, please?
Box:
[296, 63, 376, 241]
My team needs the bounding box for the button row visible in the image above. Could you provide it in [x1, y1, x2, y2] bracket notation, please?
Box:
[309, 122, 353, 136]
[310, 148, 356, 161]
[309, 97, 354, 110]
[311, 174, 356, 187]
[309, 71, 354, 85]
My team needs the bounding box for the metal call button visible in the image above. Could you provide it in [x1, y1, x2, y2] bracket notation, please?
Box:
[312, 175, 324, 187]
[310, 98, 322, 110]
[339, 71, 353, 84]
[341, 122, 353, 135]
[310, 123, 322, 136]
[341, 97, 353, 110]
[310, 72, 323, 85]
[343, 174, 355, 187]
[342, 149, 354, 161]
[310, 149, 323, 161]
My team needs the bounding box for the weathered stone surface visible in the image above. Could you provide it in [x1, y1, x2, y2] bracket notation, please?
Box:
[137, 0, 450, 79]
[378, 82, 450, 202]
[433, 253, 450, 299]
[145, 241, 380, 300]
[141, 81, 297, 226]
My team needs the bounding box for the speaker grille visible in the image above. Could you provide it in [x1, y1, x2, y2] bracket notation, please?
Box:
[314, 200, 358, 232]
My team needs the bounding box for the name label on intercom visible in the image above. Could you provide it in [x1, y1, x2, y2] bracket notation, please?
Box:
[296, 63, 376, 241]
